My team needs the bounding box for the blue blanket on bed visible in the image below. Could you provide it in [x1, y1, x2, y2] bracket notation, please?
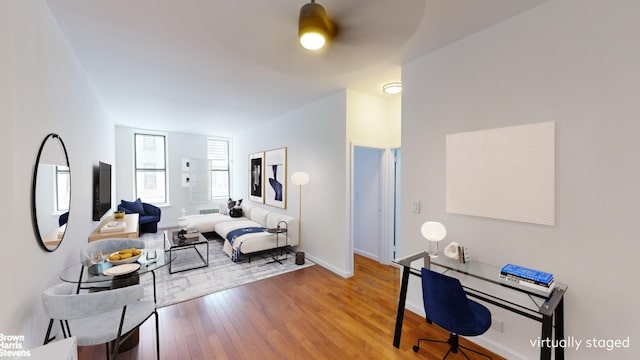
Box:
[226, 227, 267, 244]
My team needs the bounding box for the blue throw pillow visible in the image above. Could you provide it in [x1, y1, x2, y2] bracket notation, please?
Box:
[118, 206, 133, 214]
[120, 198, 146, 215]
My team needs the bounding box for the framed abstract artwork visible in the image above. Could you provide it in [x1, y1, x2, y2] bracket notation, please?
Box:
[264, 147, 287, 208]
[249, 152, 264, 203]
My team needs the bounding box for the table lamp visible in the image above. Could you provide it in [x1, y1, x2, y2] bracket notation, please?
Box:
[291, 171, 310, 265]
[421, 221, 447, 258]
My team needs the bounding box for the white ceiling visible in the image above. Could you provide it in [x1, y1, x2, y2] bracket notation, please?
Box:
[45, 0, 547, 137]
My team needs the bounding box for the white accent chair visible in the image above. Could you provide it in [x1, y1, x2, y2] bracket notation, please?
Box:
[41, 282, 159, 360]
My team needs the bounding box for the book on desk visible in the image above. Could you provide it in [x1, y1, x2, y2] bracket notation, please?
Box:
[499, 263, 555, 296]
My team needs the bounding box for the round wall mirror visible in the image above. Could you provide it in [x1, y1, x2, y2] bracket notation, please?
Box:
[32, 133, 70, 252]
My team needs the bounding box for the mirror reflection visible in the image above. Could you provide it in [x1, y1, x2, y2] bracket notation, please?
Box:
[32, 134, 70, 252]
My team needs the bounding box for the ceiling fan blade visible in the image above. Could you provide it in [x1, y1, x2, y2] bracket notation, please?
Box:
[328, 0, 426, 47]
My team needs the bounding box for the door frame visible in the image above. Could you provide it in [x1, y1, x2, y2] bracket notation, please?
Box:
[349, 143, 397, 270]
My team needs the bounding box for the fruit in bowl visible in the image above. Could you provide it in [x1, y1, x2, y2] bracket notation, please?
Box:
[108, 248, 142, 265]
[113, 210, 125, 219]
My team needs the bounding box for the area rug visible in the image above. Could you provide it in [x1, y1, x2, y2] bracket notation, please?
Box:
[139, 233, 314, 308]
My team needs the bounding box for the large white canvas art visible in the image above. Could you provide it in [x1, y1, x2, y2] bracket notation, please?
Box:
[446, 121, 555, 225]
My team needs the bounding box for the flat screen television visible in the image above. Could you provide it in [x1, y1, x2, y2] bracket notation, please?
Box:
[93, 161, 112, 221]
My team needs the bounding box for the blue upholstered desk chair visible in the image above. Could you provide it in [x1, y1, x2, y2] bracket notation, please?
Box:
[42, 282, 159, 360]
[77, 239, 145, 293]
[413, 267, 493, 359]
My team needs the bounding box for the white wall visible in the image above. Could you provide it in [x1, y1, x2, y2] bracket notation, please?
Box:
[388, 95, 402, 148]
[1, 0, 114, 347]
[114, 126, 228, 227]
[235, 91, 351, 276]
[347, 89, 401, 147]
[402, 0, 639, 359]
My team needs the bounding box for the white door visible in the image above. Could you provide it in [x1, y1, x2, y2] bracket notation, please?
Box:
[353, 146, 384, 261]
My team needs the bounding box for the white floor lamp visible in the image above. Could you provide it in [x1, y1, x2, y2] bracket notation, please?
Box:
[291, 171, 309, 265]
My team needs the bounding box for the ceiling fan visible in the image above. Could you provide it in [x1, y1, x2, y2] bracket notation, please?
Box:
[296, 0, 425, 54]
[298, 0, 336, 51]
[201, 0, 425, 77]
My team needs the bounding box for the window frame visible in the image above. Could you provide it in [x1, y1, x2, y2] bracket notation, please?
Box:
[55, 165, 70, 213]
[207, 137, 231, 200]
[134, 133, 168, 204]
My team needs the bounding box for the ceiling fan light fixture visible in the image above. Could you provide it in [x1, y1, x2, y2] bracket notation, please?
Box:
[300, 32, 326, 51]
[383, 82, 402, 94]
[299, 1, 335, 51]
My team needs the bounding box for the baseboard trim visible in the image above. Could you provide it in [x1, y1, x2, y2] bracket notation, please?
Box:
[354, 249, 379, 261]
[306, 254, 353, 278]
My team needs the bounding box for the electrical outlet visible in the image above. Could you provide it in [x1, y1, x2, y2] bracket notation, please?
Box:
[411, 200, 420, 213]
[491, 317, 503, 332]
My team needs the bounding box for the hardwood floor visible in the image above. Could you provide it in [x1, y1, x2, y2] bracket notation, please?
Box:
[78, 255, 504, 360]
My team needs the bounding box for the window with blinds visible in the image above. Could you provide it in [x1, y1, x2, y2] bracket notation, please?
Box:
[207, 138, 230, 199]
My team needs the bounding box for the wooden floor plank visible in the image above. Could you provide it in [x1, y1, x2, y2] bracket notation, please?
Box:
[77, 255, 505, 360]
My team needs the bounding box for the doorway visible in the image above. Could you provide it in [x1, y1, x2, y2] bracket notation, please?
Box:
[353, 146, 384, 262]
[351, 145, 400, 265]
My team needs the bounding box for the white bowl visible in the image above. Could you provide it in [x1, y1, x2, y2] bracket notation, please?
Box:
[108, 251, 142, 265]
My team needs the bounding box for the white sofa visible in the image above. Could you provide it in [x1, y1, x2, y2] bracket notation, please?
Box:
[178, 212, 243, 233]
[179, 204, 298, 262]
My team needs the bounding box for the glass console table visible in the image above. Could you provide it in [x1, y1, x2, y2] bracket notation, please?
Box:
[392, 251, 567, 360]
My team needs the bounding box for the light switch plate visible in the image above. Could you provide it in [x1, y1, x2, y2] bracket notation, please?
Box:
[411, 200, 420, 213]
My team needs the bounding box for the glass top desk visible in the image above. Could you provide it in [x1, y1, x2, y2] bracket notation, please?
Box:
[392, 251, 567, 360]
